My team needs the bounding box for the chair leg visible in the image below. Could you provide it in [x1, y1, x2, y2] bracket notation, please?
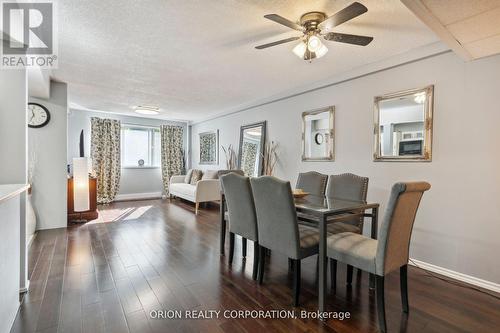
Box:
[242, 238, 247, 258]
[293, 259, 301, 307]
[195, 202, 199, 215]
[346, 265, 353, 285]
[258, 246, 266, 284]
[228, 232, 235, 265]
[252, 242, 259, 280]
[400, 265, 409, 313]
[288, 258, 293, 274]
[376, 276, 387, 333]
[330, 258, 337, 292]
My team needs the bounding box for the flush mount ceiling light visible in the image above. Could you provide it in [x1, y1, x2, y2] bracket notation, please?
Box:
[255, 2, 373, 62]
[135, 106, 160, 115]
[414, 92, 426, 104]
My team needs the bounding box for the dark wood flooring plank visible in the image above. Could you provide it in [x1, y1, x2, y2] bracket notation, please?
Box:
[11, 199, 500, 333]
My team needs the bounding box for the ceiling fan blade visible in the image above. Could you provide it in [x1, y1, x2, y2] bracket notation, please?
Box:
[255, 36, 301, 49]
[318, 2, 368, 31]
[323, 32, 373, 46]
[264, 14, 304, 31]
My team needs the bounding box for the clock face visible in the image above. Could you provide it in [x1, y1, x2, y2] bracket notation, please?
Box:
[28, 103, 51, 128]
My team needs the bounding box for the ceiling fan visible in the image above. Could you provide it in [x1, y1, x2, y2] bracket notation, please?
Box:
[255, 2, 373, 61]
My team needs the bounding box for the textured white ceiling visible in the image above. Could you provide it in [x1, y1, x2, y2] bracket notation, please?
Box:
[52, 0, 439, 121]
[405, 0, 500, 61]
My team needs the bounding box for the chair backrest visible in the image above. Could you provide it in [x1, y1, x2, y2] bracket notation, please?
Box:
[326, 173, 369, 228]
[326, 173, 369, 201]
[375, 182, 431, 275]
[220, 173, 258, 241]
[218, 169, 244, 193]
[250, 176, 301, 258]
[296, 171, 328, 196]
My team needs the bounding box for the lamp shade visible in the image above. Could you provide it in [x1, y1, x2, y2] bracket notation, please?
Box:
[73, 157, 90, 212]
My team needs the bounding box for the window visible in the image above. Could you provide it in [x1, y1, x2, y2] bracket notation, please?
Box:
[121, 125, 161, 167]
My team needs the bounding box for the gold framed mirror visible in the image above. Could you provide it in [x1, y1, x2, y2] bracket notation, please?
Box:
[302, 106, 335, 161]
[373, 85, 434, 162]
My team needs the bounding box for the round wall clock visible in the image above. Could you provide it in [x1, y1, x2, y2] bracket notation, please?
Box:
[28, 103, 51, 128]
[314, 133, 324, 145]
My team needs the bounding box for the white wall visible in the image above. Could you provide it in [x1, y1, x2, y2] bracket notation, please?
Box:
[29, 81, 68, 230]
[0, 70, 28, 331]
[0, 70, 28, 184]
[68, 109, 187, 198]
[191, 52, 500, 285]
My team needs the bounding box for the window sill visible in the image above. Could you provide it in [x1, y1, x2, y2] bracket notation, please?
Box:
[122, 166, 161, 170]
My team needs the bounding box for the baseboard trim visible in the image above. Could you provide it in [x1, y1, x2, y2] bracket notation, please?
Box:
[114, 192, 163, 202]
[409, 258, 500, 294]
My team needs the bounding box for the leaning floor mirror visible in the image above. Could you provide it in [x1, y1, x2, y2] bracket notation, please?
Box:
[238, 121, 266, 177]
[302, 106, 335, 161]
[373, 85, 434, 161]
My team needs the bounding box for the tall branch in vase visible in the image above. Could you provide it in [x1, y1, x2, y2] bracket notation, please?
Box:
[262, 141, 278, 176]
[222, 144, 237, 170]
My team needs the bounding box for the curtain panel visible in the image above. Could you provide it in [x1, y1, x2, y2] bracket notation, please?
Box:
[161, 125, 184, 194]
[90, 117, 121, 204]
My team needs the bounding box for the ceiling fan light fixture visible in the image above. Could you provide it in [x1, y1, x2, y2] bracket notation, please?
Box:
[292, 41, 307, 59]
[307, 35, 322, 52]
[315, 43, 328, 59]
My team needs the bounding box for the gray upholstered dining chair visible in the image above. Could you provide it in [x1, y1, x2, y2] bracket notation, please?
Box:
[218, 169, 245, 255]
[296, 171, 328, 196]
[250, 176, 320, 306]
[220, 172, 260, 280]
[296, 171, 328, 227]
[327, 182, 430, 333]
[326, 173, 369, 286]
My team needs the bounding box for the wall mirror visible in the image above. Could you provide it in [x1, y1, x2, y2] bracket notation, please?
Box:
[199, 130, 219, 164]
[238, 121, 266, 177]
[374, 85, 433, 161]
[302, 106, 335, 161]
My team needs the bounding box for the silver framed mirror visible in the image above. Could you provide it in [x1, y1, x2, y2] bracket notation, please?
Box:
[199, 130, 219, 165]
[373, 85, 434, 162]
[238, 121, 266, 177]
[302, 106, 335, 161]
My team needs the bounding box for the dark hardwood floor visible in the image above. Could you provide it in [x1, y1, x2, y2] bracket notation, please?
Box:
[12, 198, 500, 333]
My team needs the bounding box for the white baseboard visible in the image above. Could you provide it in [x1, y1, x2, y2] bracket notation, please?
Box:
[409, 258, 500, 294]
[114, 192, 163, 202]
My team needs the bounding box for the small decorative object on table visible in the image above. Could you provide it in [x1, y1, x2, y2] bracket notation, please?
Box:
[292, 188, 309, 198]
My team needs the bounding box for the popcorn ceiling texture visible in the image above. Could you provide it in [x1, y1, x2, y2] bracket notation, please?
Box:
[51, 0, 438, 121]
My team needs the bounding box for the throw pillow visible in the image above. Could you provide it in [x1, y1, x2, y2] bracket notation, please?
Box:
[190, 170, 203, 185]
[202, 170, 218, 180]
[184, 169, 193, 183]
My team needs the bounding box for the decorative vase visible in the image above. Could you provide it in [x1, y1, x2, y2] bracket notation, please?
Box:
[26, 193, 37, 245]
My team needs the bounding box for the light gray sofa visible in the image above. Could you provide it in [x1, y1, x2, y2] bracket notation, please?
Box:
[169, 170, 220, 214]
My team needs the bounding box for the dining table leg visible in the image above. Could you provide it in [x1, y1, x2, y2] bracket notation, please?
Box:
[318, 214, 327, 317]
[220, 194, 226, 255]
[369, 206, 379, 289]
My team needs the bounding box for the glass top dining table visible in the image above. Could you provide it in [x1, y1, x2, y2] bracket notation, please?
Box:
[219, 193, 380, 316]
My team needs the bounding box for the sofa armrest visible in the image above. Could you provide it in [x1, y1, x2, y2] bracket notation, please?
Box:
[170, 175, 186, 185]
[195, 179, 221, 202]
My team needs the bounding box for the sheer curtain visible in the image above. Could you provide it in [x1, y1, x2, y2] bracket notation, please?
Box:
[160, 125, 184, 194]
[90, 117, 121, 204]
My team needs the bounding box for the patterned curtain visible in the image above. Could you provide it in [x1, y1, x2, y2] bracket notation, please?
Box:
[90, 117, 121, 204]
[161, 125, 184, 194]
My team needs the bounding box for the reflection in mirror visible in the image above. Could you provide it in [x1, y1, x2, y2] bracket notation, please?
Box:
[238, 121, 266, 177]
[374, 85, 433, 161]
[199, 130, 219, 164]
[302, 106, 335, 161]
